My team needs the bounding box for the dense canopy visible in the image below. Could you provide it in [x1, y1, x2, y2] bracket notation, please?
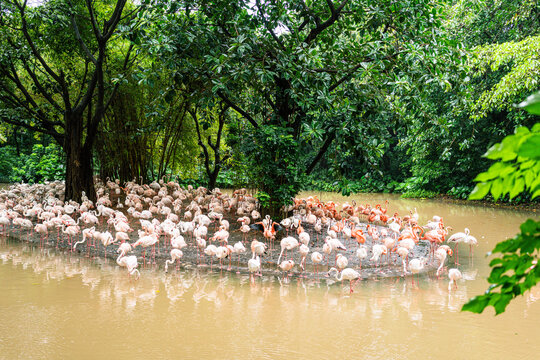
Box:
[0, 0, 538, 208]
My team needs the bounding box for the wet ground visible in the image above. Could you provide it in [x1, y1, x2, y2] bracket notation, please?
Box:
[4, 207, 433, 280]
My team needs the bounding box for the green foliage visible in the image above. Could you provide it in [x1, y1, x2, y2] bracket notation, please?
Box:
[255, 191, 271, 210]
[9, 143, 65, 183]
[470, 36, 540, 121]
[469, 123, 540, 201]
[233, 123, 303, 212]
[462, 219, 540, 315]
[519, 92, 540, 116]
[463, 93, 540, 315]
[0, 146, 18, 183]
[306, 174, 399, 195]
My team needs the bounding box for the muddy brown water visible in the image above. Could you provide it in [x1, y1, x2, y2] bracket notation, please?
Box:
[1, 192, 539, 359]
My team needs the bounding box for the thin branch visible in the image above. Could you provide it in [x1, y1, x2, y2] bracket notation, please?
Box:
[74, 60, 90, 104]
[328, 62, 364, 92]
[3, 62, 63, 129]
[85, 0, 102, 40]
[0, 116, 64, 142]
[303, 0, 349, 44]
[306, 132, 336, 175]
[255, 0, 286, 51]
[103, 43, 134, 113]
[70, 7, 97, 64]
[189, 108, 212, 178]
[22, 62, 63, 112]
[103, 0, 128, 40]
[217, 90, 259, 128]
[15, 1, 62, 84]
[328, 51, 404, 92]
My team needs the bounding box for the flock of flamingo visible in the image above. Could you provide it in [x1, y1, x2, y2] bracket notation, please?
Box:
[0, 179, 478, 293]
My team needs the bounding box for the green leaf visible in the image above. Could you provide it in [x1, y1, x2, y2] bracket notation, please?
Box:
[494, 294, 513, 315]
[488, 266, 505, 283]
[469, 182, 490, 200]
[490, 178, 503, 200]
[509, 177, 525, 199]
[520, 219, 538, 234]
[518, 91, 540, 115]
[517, 134, 540, 160]
[462, 295, 489, 314]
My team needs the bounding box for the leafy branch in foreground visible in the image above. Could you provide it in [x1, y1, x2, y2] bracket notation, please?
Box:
[463, 92, 540, 315]
[462, 219, 540, 315]
[468, 122, 540, 202]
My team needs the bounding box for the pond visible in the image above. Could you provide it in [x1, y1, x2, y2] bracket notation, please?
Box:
[0, 192, 538, 359]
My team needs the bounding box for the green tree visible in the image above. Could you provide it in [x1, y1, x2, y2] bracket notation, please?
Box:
[145, 0, 453, 213]
[391, 0, 539, 198]
[0, 0, 137, 201]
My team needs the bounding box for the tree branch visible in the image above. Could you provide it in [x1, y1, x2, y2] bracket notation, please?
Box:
[303, 0, 349, 44]
[255, 0, 286, 51]
[189, 108, 212, 179]
[85, 0, 102, 40]
[306, 132, 336, 175]
[103, 0, 128, 40]
[328, 51, 404, 92]
[217, 90, 259, 128]
[22, 62, 64, 112]
[70, 6, 97, 64]
[0, 116, 64, 143]
[15, 1, 62, 84]
[2, 62, 63, 130]
[328, 62, 364, 92]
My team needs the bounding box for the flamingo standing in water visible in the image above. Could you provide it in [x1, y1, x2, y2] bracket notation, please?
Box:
[251, 239, 267, 259]
[328, 267, 360, 293]
[61, 224, 80, 250]
[204, 244, 218, 270]
[165, 249, 183, 272]
[0, 214, 10, 234]
[336, 254, 348, 272]
[96, 231, 116, 256]
[233, 241, 246, 273]
[195, 237, 206, 264]
[116, 253, 140, 279]
[409, 258, 427, 286]
[248, 255, 261, 281]
[370, 244, 388, 267]
[298, 244, 309, 273]
[356, 246, 367, 269]
[132, 233, 159, 265]
[435, 245, 453, 278]
[117, 242, 132, 257]
[322, 241, 333, 266]
[396, 246, 409, 275]
[311, 251, 323, 279]
[277, 236, 298, 264]
[215, 246, 229, 271]
[447, 228, 477, 264]
[34, 223, 48, 247]
[278, 259, 295, 279]
[448, 268, 462, 290]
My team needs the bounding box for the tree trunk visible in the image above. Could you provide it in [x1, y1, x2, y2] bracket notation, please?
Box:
[64, 116, 96, 203]
[208, 167, 219, 192]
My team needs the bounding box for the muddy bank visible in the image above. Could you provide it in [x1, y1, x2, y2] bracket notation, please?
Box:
[3, 216, 439, 281]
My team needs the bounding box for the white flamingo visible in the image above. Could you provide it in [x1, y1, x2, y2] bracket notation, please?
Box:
[448, 268, 463, 290]
[328, 267, 360, 293]
[165, 249, 183, 272]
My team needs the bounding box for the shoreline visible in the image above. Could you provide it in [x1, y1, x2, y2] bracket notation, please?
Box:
[2, 219, 439, 281]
